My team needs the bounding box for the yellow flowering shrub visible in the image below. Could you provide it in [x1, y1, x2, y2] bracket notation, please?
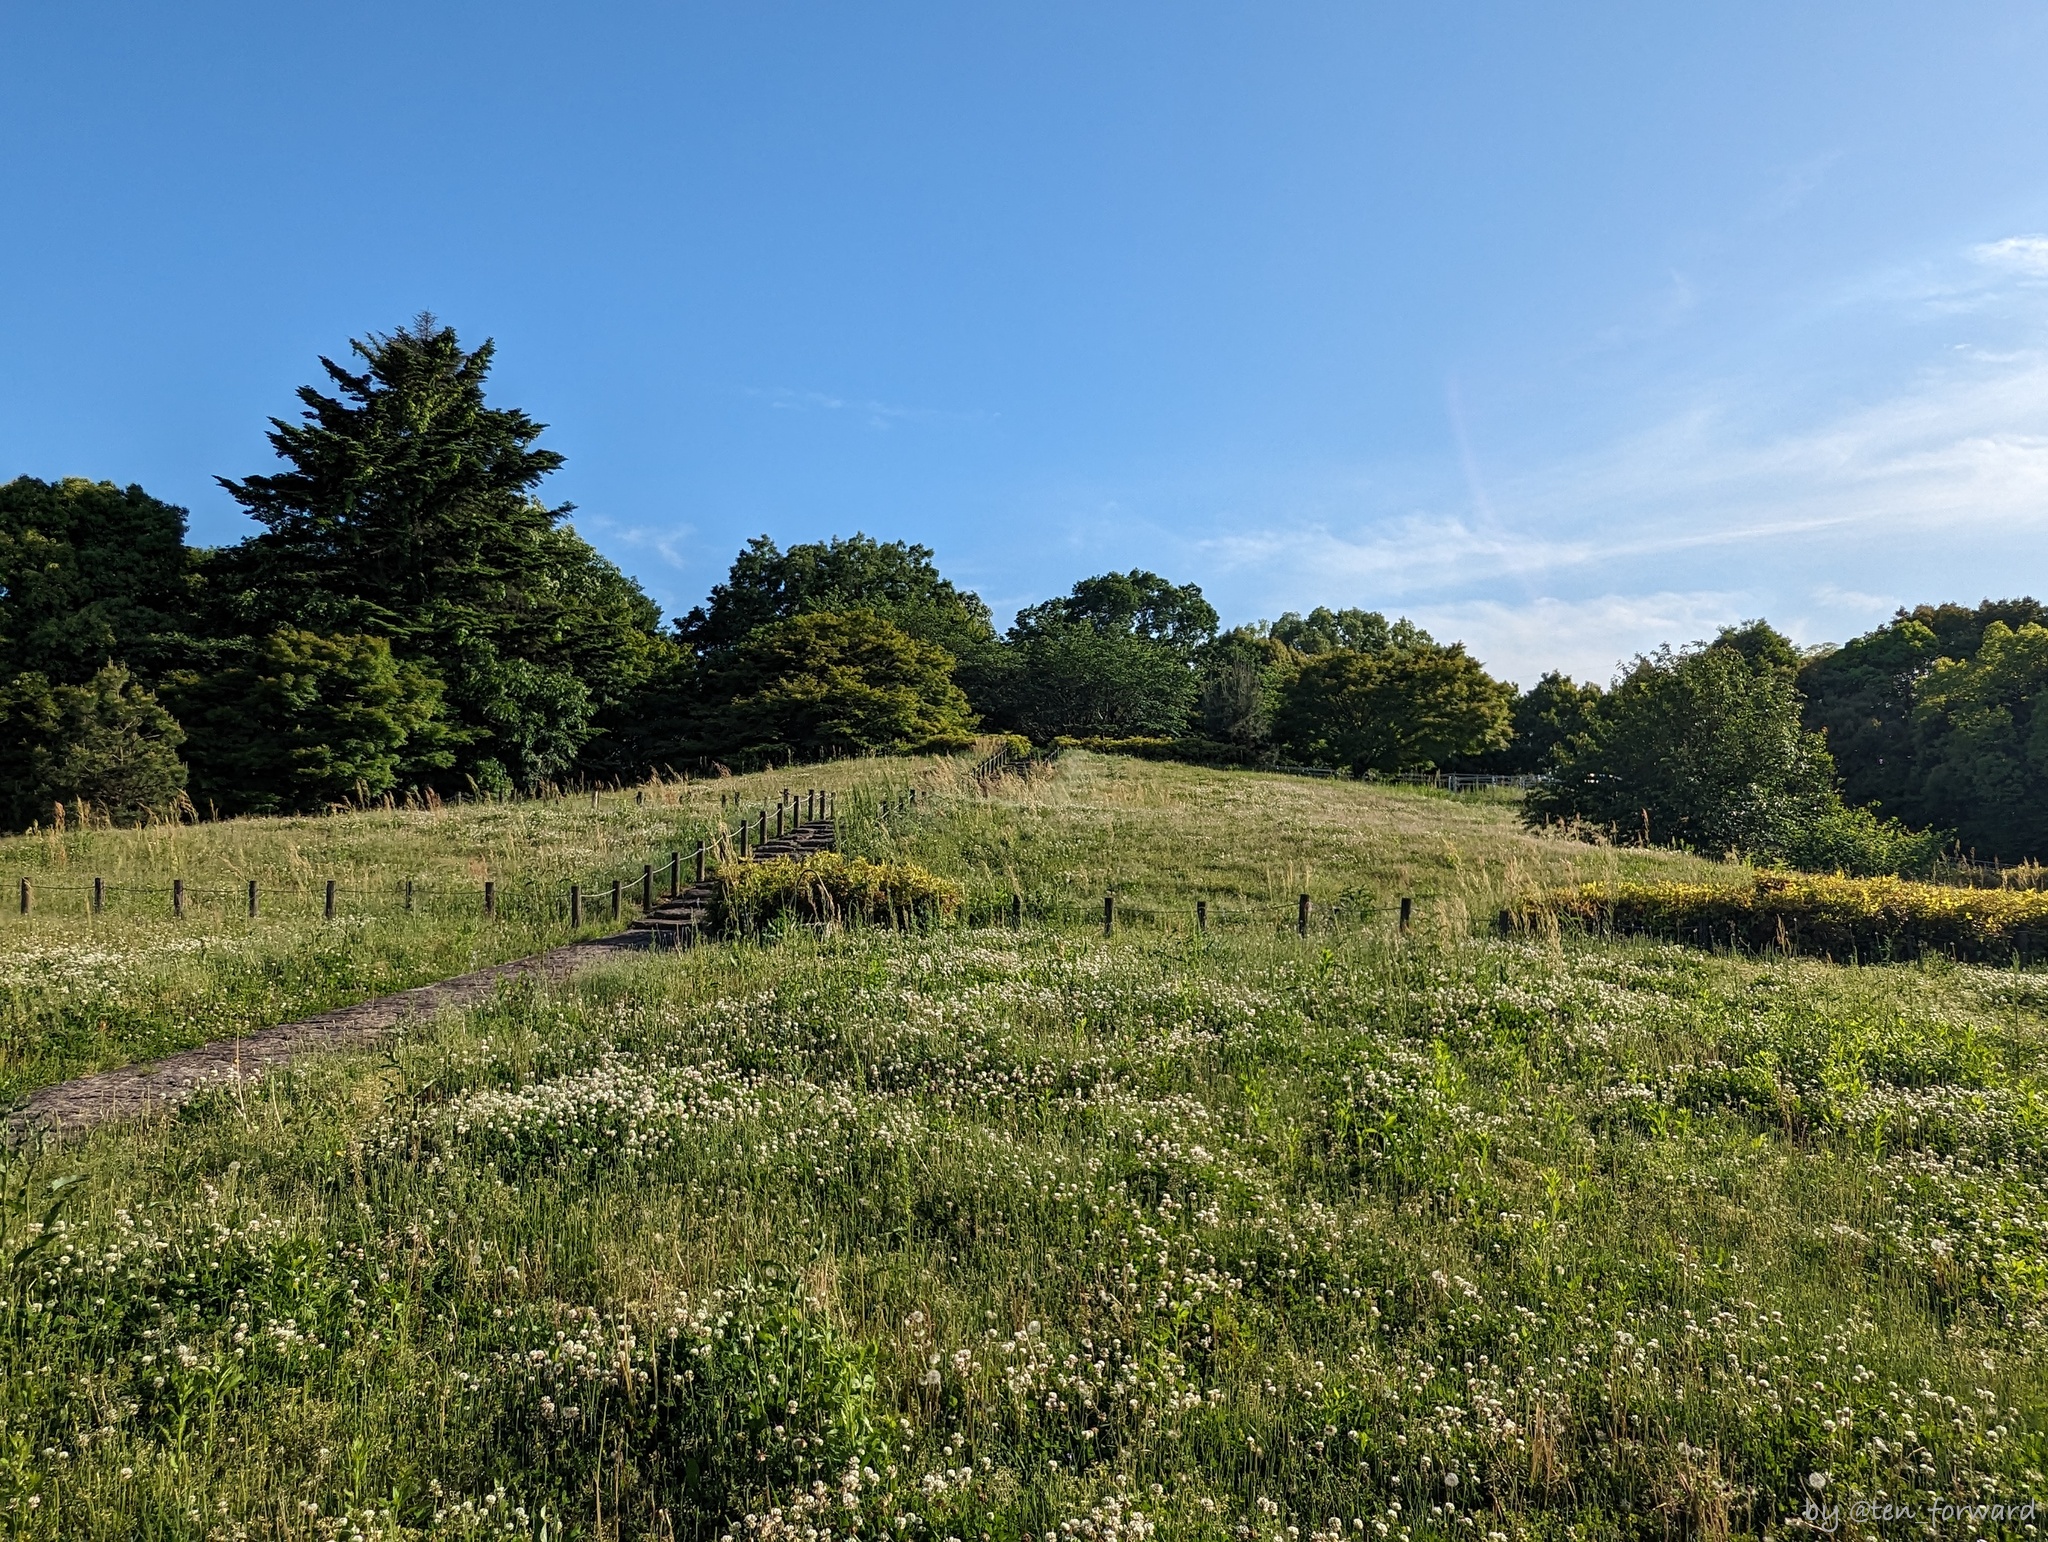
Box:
[1533, 872, 2048, 963]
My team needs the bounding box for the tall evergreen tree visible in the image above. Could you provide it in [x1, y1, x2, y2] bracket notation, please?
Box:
[208, 317, 664, 791]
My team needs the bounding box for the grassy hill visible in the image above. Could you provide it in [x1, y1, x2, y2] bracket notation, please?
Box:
[2, 752, 2042, 1539]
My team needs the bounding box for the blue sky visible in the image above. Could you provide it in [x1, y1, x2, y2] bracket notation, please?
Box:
[4, 3, 2047, 685]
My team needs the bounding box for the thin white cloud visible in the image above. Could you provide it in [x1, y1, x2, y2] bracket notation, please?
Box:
[1175, 236, 2048, 680]
[1406, 591, 1752, 687]
[1972, 235, 2048, 276]
[740, 385, 992, 430]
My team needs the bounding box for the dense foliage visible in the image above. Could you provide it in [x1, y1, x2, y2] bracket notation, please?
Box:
[1273, 640, 1512, 773]
[0, 477, 190, 684]
[3, 313, 2037, 873]
[0, 663, 188, 826]
[168, 630, 453, 813]
[1800, 599, 2048, 860]
[1525, 627, 1940, 873]
[693, 610, 978, 761]
[207, 317, 668, 794]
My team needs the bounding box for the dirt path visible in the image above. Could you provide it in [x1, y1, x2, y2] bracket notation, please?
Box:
[8, 813, 843, 1140]
[9, 934, 651, 1139]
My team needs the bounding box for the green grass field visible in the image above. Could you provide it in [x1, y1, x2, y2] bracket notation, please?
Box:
[1, 753, 2042, 1539]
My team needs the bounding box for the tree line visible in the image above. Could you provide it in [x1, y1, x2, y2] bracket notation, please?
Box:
[4, 317, 2043, 871]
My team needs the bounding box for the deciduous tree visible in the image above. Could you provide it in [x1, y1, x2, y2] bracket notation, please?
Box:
[1275, 643, 1511, 773]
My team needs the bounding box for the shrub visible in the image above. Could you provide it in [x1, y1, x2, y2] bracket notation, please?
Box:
[169, 629, 453, 814]
[0, 663, 188, 827]
[1530, 872, 2048, 963]
[1054, 734, 1271, 767]
[708, 852, 962, 932]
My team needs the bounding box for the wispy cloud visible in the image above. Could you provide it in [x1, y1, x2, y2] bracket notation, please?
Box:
[740, 385, 993, 431]
[1180, 236, 2048, 679]
[1406, 591, 1751, 686]
[1972, 235, 2048, 277]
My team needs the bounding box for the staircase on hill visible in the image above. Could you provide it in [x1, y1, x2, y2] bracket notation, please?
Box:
[628, 816, 837, 947]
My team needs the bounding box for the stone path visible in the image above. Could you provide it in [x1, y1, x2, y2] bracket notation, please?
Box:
[9, 816, 838, 1140]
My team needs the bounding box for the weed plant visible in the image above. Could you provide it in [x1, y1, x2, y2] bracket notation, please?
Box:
[5, 917, 2046, 1537]
[2, 752, 2038, 1538]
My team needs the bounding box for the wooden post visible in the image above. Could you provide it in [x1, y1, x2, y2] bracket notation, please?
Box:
[1298, 894, 1310, 937]
[757, 811, 766, 846]
[173, 879, 184, 919]
[248, 880, 259, 918]
[16, 878, 25, 915]
[1498, 908, 1512, 936]
[611, 879, 622, 921]
[1398, 896, 1412, 932]
[776, 804, 784, 838]
[641, 865, 653, 909]
[1104, 894, 1114, 937]
[807, 789, 815, 822]
[326, 880, 337, 920]
[1011, 892, 1022, 929]
[695, 843, 706, 882]
[404, 879, 413, 913]
[738, 819, 749, 858]
[1197, 899, 1207, 934]
[909, 788, 917, 808]
[483, 880, 495, 918]
[668, 852, 679, 896]
[92, 876, 103, 915]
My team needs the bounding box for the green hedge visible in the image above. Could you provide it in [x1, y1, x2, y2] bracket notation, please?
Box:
[1053, 735, 1272, 767]
[1528, 873, 2048, 964]
[708, 852, 963, 932]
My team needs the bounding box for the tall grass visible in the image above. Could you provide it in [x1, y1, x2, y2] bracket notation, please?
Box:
[5, 922, 2044, 1537]
[4, 752, 2038, 1538]
[0, 759, 934, 1100]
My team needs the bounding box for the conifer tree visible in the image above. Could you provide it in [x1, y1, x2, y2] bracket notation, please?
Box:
[210, 316, 664, 790]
